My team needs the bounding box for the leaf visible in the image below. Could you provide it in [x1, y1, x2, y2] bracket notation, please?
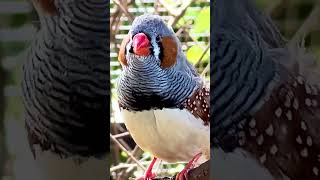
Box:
[177, 8, 198, 27]
[186, 45, 209, 65]
[121, 151, 128, 158]
[191, 7, 210, 35]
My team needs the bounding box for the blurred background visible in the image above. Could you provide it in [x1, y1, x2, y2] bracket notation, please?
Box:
[0, 0, 318, 180]
[109, 0, 210, 179]
[0, 1, 40, 180]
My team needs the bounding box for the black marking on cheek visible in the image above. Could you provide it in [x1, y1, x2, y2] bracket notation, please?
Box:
[129, 45, 133, 53]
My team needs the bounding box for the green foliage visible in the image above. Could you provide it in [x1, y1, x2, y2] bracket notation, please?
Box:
[0, 42, 27, 57]
[9, 13, 29, 28]
[190, 7, 210, 35]
[186, 7, 210, 66]
[186, 45, 209, 65]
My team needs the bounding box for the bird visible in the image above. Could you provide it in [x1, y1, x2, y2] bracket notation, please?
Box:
[212, 0, 320, 180]
[116, 14, 210, 180]
[21, 0, 109, 180]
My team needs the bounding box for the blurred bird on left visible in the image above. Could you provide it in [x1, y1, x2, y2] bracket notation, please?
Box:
[21, 0, 109, 180]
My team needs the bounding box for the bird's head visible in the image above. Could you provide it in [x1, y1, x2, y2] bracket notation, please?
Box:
[117, 14, 199, 110]
[118, 14, 183, 69]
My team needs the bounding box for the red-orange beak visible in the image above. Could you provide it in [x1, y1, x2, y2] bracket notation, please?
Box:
[132, 33, 151, 56]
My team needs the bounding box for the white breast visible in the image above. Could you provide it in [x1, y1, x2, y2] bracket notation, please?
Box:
[33, 146, 107, 180]
[121, 108, 210, 163]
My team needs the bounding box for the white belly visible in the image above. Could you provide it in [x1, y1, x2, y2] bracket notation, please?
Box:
[33, 146, 107, 180]
[121, 108, 210, 163]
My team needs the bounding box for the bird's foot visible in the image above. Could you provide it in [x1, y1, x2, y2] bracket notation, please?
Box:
[136, 157, 158, 180]
[176, 152, 202, 180]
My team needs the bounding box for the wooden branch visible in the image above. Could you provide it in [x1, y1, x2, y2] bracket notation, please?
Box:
[110, 133, 146, 171]
[186, 160, 210, 180]
[113, 0, 134, 22]
[153, 161, 210, 180]
[195, 44, 210, 68]
[265, 0, 283, 15]
[289, 3, 320, 48]
[159, 0, 195, 27]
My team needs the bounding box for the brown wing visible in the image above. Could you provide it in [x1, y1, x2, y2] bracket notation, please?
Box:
[238, 75, 320, 180]
[183, 85, 210, 126]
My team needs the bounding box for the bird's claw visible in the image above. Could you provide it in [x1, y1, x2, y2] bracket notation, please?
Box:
[176, 152, 202, 180]
[176, 169, 189, 180]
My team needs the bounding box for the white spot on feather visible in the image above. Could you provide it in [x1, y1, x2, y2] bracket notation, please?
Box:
[286, 110, 292, 121]
[249, 118, 256, 128]
[265, 125, 274, 136]
[297, 76, 304, 84]
[275, 108, 282, 118]
[301, 121, 307, 131]
[260, 153, 267, 164]
[270, 145, 278, 155]
[305, 98, 312, 106]
[293, 98, 299, 110]
[300, 148, 308, 157]
[313, 167, 319, 176]
[296, 135, 303, 144]
[257, 135, 264, 145]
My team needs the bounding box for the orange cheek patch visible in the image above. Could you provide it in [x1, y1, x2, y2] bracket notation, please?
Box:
[118, 35, 130, 66]
[37, 0, 58, 15]
[160, 37, 178, 68]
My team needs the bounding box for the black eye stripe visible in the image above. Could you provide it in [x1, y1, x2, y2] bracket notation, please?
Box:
[156, 35, 161, 42]
[157, 40, 164, 61]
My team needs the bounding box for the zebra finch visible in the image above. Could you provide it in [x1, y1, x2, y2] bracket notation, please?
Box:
[117, 14, 210, 180]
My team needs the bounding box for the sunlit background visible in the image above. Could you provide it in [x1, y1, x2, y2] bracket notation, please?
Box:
[0, 0, 319, 179]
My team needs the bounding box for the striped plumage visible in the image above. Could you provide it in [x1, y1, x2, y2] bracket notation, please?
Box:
[118, 55, 198, 111]
[212, 0, 320, 180]
[117, 15, 209, 179]
[22, 0, 108, 179]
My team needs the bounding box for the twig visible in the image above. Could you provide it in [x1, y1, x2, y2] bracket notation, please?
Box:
[265, 0, 283, 15]
[111, 123, 121, 165]
[113, 0, 135, 22]
[113, 132, 130, 139]
[117, 146, 143, 180]
[110, 134, 146, 171]
[111, 161, 184, 172]
[195, 44, 210, 68]
[159, 0, 196, 27]
[201, 64, 210, 77]
[289, 3, 320, 48]
[170, 0, 195, 27]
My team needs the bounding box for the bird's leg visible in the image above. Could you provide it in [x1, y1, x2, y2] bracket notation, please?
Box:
[176, 152, 202, 180]
[136, 157, 157, 180]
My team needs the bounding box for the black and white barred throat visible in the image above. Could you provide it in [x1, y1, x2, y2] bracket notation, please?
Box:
[117, 55, 198, 111]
